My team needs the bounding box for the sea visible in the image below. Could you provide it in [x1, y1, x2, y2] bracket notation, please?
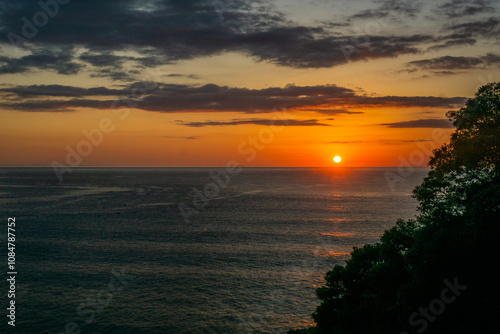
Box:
[0, 167, 428, 334]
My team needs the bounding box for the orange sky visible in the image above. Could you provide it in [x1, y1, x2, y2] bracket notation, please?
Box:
[0, 0, 498, 167]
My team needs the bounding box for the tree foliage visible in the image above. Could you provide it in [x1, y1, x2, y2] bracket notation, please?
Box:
[289, 83, 500, 334]
[428, 82, 500, 172]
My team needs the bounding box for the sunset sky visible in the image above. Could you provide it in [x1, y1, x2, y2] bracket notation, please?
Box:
[1, 0, 499, 167]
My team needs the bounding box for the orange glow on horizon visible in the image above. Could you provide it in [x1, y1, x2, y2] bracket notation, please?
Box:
[0, 102, 455, 167]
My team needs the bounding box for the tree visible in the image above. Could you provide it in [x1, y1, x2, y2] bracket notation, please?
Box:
[289, 83, 500, 334]
[428, 82, 500, 172]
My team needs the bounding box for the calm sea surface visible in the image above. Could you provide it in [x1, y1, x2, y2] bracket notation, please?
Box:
[0, 167, 427, 333]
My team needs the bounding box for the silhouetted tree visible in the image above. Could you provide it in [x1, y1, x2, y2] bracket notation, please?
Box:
[289, 83, 500, 334]
[428, 82, 500, 172]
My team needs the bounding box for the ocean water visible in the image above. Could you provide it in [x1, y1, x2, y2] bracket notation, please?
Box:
[0, 167, 427, 333]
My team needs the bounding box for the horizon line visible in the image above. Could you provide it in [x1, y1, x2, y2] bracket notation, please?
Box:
[0, 165, 431, 169]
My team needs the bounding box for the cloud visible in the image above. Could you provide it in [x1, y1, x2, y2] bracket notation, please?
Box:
[302, 108, 364, 115]
[163, 136, 199, 140]
[89, 68, 140, 82]
[444, 17, 500, 40]
[78, 52, 168, 81]
[438, 0, 495, 18]
[404, 53, 500, 74]
[237, 29, 431, 68]
[79, 53, 126, 68]
[425, 16, 500, 50]
[350, 0, 423, 20]
[0, 0, 440, 74]
[0, 82, 466, 113]
[0, 0, 497, 80]
[427, 36, 477, 51]
[179, 118, 331, 127]
[0, 84, 132, 97]
[163, 73, 201, 79]
[345, 95, 466, 108]
[380, 118, 454, 128]
[328, 139, 435, 145]
[0, 51, 83, 75]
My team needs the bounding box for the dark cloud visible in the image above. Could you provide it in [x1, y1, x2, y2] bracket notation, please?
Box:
[405, 53, 500, 74]
[0, 0, 497, 79]
[328, 139, 434, 144]
[426, 16, 499, 50]
[164, 73, 201, 79]
[79, 53, 125, 68]
[0, 84, 131, 97]
[0, 83, 357, 112]
[444, 17, 500, 40]
[346, 95, 465, 108]
[438, 0, 495, 18]
[427, 36, 477, 51]
[179, 118, 331, 127]
[77, 52, 161, 81]
[423, 70, 459, 77]
[0, 51, 83, 75]
[350, 0, 422, 20]
[89, 68, 140, 82]
[409, 56, 483, 70]
[0, 98, 110, 112]
[238, 28, 432, 68]
[0, 0, 439, 74]
[163, 136, 199, 140]
[346, 1, 498, 55]
[0, 82, 466, 113]
[380, 118, 454, 128]
[302, 108, 363, 115]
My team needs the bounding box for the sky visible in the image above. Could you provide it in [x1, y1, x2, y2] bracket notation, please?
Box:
[0, 0, 499, 167]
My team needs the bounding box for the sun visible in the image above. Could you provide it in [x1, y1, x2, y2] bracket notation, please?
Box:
[333, 156, 342, 163]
